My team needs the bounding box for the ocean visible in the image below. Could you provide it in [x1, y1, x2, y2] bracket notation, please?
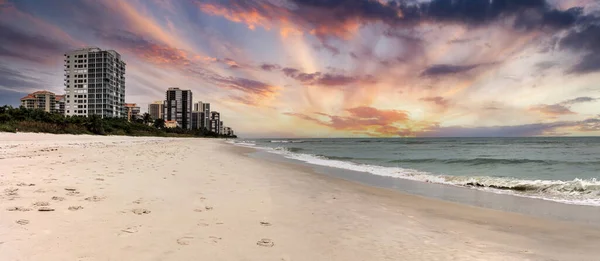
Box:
[233, 137, 600, 206]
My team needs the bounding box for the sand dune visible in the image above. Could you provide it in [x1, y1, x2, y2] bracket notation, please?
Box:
[1, 133, 599, 260]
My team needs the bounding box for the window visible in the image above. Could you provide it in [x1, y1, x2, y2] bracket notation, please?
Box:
[67, 110, 69, 113]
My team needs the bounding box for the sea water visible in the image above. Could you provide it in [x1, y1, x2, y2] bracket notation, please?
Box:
[233, 137, 600, 206]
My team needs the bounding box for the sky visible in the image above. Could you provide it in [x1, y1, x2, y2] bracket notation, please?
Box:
[0, 0, 599, 138]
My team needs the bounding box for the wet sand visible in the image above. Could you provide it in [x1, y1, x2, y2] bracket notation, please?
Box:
[1, 133, 599, 260]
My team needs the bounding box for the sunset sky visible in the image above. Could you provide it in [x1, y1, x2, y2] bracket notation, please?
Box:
[1, 0, 599, 137]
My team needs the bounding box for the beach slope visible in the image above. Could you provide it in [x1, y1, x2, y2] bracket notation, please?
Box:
[1, 133, 599, 260]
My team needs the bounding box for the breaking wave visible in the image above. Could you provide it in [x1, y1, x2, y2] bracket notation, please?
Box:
[258, 146, 600, 206]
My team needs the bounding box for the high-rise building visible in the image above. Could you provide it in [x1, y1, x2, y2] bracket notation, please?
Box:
[124, 103, 140, 121]
[148, 100, 164, 120]
[20, 91, 56, 113]
[191, 111, 203, 130]
[210, 111, 220, 133]
[164, 87, 192, 129]
[224, 127, 234, 136]
[191, 102, 203, 130]
[219, 121, 224, 135]
[64, 47, 125, 118]
[202, 103, 210, 130]
[55, 95, 65, 115]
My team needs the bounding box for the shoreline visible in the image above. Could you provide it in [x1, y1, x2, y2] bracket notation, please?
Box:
[244, 145, 600, 224]
[1, 133, 599, 260]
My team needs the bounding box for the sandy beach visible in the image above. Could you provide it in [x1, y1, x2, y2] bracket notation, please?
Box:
[1, 133, 599, 261]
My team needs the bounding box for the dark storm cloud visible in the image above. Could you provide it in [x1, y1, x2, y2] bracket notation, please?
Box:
[0, 65, 47, 90]
[421, 64, 479, 76]
[260, 63, 281, 71]
[559, 23, 600, 74]
[419, 116, 600, 137]
[280, 67, 376, 86]
[0, 23, 72, 63]
[199, 0, 585, 42]
[530, 96, 598, 116]
[561, 96, 597, 105]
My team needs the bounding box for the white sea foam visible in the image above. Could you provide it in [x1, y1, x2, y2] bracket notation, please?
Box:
[245, 144, 600, 206]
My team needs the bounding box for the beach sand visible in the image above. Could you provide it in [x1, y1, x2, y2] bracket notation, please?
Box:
[1, 133, 599, 260]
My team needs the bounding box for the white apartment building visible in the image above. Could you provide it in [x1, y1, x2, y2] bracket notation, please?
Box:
[64, 47, 126, 118]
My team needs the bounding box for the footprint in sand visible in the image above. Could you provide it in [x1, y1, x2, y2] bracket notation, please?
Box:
[7, 206, 31, 212]
[131, 208, 151, 215]
[51, 196, 65, 201]
[84, 196, 105, 202]
[257, 238, 275, 247]
[37, 207, 55, 212]
[177, 236, 194, 245]
[68, 206, 83, 211]
[260, 221, 272, 226]
[16, 219, 29, 225]
[16, 182, 35, 187]
[120, 226, 139, 235]
[4, 188, 18, 196]
[209, 236, 222, 243]
[132, 199, 142, 204]
[32, 201, 50, 207]
[66, 191, 80, 196]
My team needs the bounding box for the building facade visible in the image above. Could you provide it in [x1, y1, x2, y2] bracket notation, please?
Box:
[55, 95, 65, 115]
[202, 103, 210, 130]
[64, 47, 126, 118]
[163, 87, 192, 129]
[20, 91, 56, 113]
[191, 111, 203, 130]
[124, 103, 140, 121]
[210, 111, 220, 133]
[148, 100, 164, 120]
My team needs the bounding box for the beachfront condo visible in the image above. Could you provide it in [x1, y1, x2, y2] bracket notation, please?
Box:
[64, 47, 126, 118]
[55, 95, 65, 115]
[20, 91, 56, 113]
[148, 101, 164, 120]
[202, 103, 210, 130]
[210, 111, 220, 133]
[163, 88, 192, 129]
[124, 103, 140, 122]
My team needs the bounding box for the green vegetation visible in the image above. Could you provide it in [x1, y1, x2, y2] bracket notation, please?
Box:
[0, 106, 237, 138]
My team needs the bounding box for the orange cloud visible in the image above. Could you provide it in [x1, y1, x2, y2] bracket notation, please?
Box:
[198, 2, 276, 31]
[285, 106, 412, 135]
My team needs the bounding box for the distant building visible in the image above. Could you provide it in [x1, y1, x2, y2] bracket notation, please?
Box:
[191, 111, 204, 130]
[20, 91, 56, 113]
[163, 87, 192, 129]
[148, 100, 164, 120]
[210, 111, 220, 133]
[124, 103, 140, 121]
[64, 47, 126, 118]
[219, 121, 224, 135]
[55, 95, 65, 115]
[224, 127, 233, 136]
[202, 103, 210, 130]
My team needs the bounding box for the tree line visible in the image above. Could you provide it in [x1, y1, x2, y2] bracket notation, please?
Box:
[0, 106, 237, 138]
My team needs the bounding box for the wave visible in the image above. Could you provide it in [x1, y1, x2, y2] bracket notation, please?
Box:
[255, 147, 600, 206]
[270, 140, 305, 143]
[387, 158, 560, 165]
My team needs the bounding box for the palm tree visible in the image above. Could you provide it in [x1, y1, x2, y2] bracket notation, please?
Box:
[142, 113, 152, 125]
[153, 118, 165, 129]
